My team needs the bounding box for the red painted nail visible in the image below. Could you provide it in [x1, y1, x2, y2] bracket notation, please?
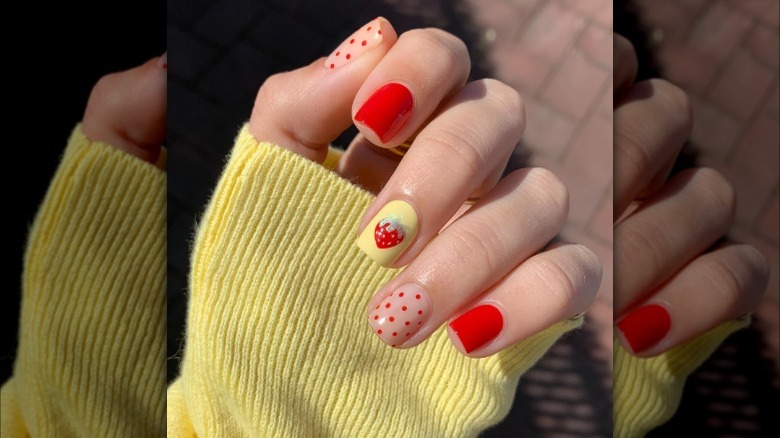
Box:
[449, 304, 503, 353]
[354, 82, 413, 143]
[616, 304, 671, 354]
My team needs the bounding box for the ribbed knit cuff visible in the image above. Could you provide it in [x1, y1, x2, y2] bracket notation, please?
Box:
[613, 316, 750, 437]
[1, 125, 166, 437]
[172, 125, 581, 437]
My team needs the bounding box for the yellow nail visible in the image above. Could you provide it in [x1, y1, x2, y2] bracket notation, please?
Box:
[356, 200, 418, 267]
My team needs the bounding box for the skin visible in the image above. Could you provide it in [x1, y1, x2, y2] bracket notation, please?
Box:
[249, 22, 602, 357]
[613, 34, 768, 357]
[82, 54, 167, 170]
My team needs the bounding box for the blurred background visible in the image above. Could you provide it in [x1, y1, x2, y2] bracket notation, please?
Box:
[618, 0, 779, 436]
[168, 0, 613, 435]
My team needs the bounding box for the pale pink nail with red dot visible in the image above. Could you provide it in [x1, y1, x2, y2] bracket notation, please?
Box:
[325, 17, 386, 70]
[369, 284, 431, 347]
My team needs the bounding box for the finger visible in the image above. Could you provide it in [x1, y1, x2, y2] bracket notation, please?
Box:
[366, 168, 568, 348]
[249, 17, 398, 162]
[448, 242, 601, 357]
[614, 79, 692, 217]
[82, 53, 167, 167]
[337, 134, 401, 194]
[615, 168, 736, 313]
[355, 79, 524, 267]
[352, 28, 471, 146]
[616, 243, 768, 357]
[614, 34, 637, 101]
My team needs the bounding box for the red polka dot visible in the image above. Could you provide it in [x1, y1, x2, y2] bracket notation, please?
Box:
[389, 316, 395, 322]
[416, 294, 421, 299]
[375, 305, 379, 309]
[385, 303, 391, 308]
[367, 26, 372, 31]
[392, 332, 397, 337]
[330, 64, 334, 69]
[374, 315, 378, 320]
[350, 39, 355, 44]
[336, 51, 340, 56]
[418, 310, 423, 315]
[406, 333, 411, 337]
[378, 30, 382, 35]
[418, 322, 422, 325]
[346, 54, 351, 59]
[399, 292, 404, 297]
[362, 40, 367, 46]
[377, 330, 382, 334]
[402, 306, 407, 311]
[405, 321, 410, 326]
[390, 292, 393, 296]
[391, 344, 396, 347]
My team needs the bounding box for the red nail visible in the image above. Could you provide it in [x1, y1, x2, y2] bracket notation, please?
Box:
[354, 83, 413, 143]
[616, 304, 671, 354]
[449, 304, 503, 353]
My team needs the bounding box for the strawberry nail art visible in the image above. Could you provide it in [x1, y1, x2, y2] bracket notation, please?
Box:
[356, 200, 419, 267]
[325, 17, 386, 69]
[375, 214, 405, 248]
[369, 285, 431, 347]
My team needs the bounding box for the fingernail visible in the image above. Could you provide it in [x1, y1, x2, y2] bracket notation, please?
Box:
[616, 304, 671, 354]
[356, 200, 418, 267]
[369, 285, 431, 347]
[355, 83, 413, 143]
[449, 304, 504, 353]
[157, 52, 167, 69]
[325, 17, 386, 70]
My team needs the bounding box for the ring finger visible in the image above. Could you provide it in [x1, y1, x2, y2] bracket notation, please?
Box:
[366, 167, 569, 348]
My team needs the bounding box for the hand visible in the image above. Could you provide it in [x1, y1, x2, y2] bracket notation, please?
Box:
[82, 54, 167, 169]
[613, 35, 768, 357]
[248, 18, 601, 357]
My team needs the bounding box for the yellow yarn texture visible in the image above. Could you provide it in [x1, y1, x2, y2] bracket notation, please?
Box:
[613, 317, 749, 437]
[0, 126, 166, 436]
[167, 126, 582, 437]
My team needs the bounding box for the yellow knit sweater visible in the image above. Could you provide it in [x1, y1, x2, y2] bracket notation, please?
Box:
[1, 126, 166, 436]
[0, 126, 747, 437]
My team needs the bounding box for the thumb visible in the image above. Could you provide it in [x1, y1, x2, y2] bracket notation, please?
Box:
[249, 17, 397, 163]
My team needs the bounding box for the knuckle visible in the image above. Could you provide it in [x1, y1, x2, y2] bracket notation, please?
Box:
[703, 255, 748, 308]
[88, 73, 123, 111]
[447, 224, 506, 276]
[651, 79, 693, 131]
[692, 168, 737, 221]
[541, 243, 602, 313]
[402, 28, 469, 77]
[482, 79, 526, 132]
[529, 257, 579, 312]
[614, 129, 653, 179]
[617, 219, 670, 277]
[255, 73, 288, 111]
[423, 132, 487, 179]
[527, 168, 569, 219]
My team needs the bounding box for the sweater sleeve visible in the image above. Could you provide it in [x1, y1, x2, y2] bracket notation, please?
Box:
[167, 125, 583, 437]
[613, 316, 750, 437]
[0, 126, 166, 437]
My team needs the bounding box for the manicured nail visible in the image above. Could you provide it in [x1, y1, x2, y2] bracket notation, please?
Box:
[369, 285, 431, 347]
[449, 304, 504, 353]
[356, 200, 418, 267]
[616, 304, 671, 354]
[355, 82, 413, 143]
[325, 17, 386, 70]
[157, 52, 167, 69]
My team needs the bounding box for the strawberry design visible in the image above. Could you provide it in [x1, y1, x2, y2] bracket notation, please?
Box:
[374, 214, 405, 248]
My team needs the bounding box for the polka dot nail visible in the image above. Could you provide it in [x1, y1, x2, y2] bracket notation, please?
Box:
[324, 17, 386, 70]
[369, 284, 431, 347]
